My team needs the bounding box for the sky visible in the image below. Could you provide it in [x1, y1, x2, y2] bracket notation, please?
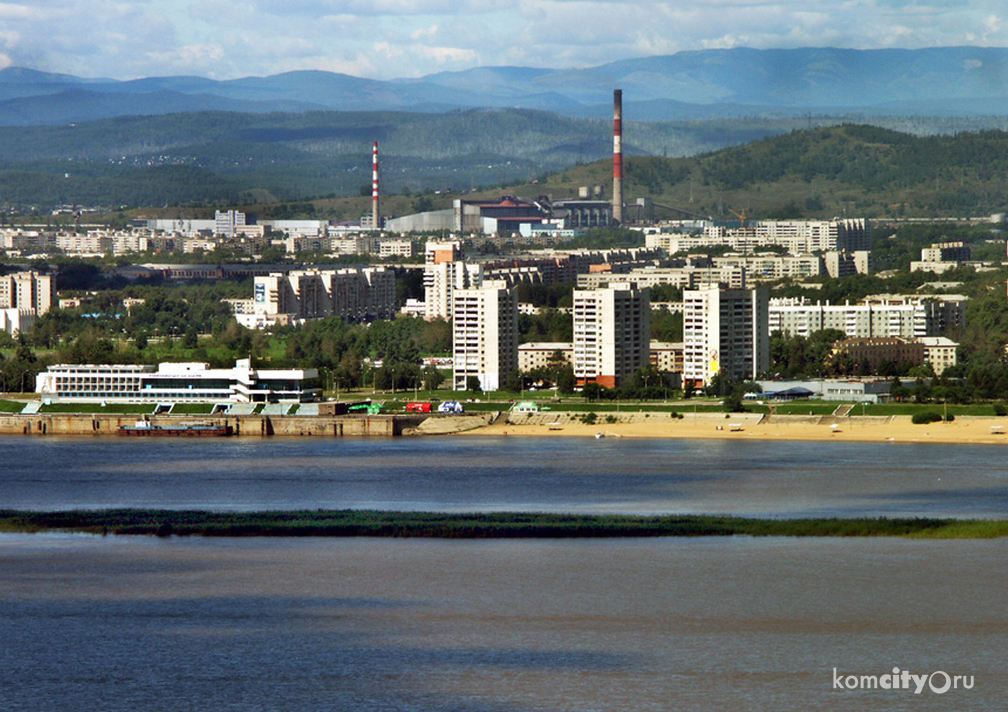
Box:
[0, 0, 1006, 80]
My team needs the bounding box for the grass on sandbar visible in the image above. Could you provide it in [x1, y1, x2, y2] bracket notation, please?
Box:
[0, 509, 1006, 539]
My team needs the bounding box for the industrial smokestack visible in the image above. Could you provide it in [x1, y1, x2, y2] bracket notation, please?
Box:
[372, 141, 380, 231]
[612, 89, 623, 225]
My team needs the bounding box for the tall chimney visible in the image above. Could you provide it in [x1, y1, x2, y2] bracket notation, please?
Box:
[612, 89, 623, 225]
[372, 141, 380, 231]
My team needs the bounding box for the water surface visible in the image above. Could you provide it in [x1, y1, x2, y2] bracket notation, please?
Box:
[0, 534, 1003, 711]
[2, 435, 1007, 517]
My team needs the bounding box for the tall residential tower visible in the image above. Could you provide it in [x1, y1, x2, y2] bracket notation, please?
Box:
[573, 282, 650, 388]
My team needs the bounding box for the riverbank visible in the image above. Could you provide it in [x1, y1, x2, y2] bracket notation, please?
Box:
[465, 411, 1008, 444]
[2, 509, 1006, 538]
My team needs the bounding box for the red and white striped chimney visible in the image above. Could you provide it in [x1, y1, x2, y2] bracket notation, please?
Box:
[612, 89, 623, 225]
[372, 141, 380, 231]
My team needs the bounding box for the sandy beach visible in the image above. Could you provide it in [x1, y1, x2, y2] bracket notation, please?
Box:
[463, 412, 1008, 445]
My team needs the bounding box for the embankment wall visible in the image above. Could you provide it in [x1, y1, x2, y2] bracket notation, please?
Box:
[0, 413, 432, 437]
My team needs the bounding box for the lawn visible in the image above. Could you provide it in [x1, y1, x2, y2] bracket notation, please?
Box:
[38, 403, 156, 414]
[168, 403, 217, 415]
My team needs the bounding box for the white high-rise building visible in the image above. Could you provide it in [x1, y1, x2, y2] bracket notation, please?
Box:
[214, 210, 247, 237]
[0, 271, 55, 315]
[243, 268, 394, 328]
[572, 283, 651, 388]
[452, 281, 518, 391]
[424, 240, 483, 320]
[683, 287, 769, 387]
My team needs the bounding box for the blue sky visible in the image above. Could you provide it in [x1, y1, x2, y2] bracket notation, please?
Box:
[0, 0, 1005, 80]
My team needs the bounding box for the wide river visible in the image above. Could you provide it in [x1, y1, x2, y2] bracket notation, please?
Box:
[3, 435, 1008, 517]
[1, 435, 1006, 710]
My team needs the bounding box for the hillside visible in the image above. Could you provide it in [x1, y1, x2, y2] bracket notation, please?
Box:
[5, 122, 1008, 219]
[506, 125, 1008, 220]
[0, 110, 820, 210]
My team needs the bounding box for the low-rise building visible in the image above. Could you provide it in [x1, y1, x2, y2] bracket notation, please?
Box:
[830, 337, 926, 373]
[919, 336, 959, 374]
[36, 359, 319, 403]
[518, 342, 574, 372]
[650, 341, 684, 374]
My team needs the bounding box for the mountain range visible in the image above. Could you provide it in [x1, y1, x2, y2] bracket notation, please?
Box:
[3, 47, 1008, 126]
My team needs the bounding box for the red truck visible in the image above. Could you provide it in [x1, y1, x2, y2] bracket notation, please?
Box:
[405, 402, 432, 413]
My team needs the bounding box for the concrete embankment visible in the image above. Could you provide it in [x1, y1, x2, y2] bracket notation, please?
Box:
[0, 413, 436, 437]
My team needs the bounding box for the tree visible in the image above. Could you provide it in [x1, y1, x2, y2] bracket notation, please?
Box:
[723, 387, 746, 413]
[422, 364, 443, 391]
[505, 369, 522, 393]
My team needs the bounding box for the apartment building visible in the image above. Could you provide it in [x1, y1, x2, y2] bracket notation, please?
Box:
[424, 241, 483, 320]
[831, 337, 927, 373]
[919, 336, 959, 375]
[240, 268, 394, 328]
[577, 265, 746, 291]
[646, 219, 870, 255]
[518, 342, 574, 372]
[452, 281, 519, 391]
[769, 296, 966, 339]
[683, 287, 769, 387]
[572, 283, 651, 388]
[214, 210, 247, 237]
[0, 271, 55, 334]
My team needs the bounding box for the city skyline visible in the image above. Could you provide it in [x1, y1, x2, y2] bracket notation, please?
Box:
[0, 1, 1005, 81]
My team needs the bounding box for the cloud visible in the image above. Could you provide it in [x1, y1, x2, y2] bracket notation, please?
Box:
[1, 0, 1007, 80]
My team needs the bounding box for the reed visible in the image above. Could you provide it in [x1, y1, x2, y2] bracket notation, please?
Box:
[1, 510, 1006, 539]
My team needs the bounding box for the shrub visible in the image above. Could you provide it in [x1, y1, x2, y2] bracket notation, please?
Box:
[945, 412, 955, 422]
[911, 411, 943, 424]
[994, 403, 1007, 417]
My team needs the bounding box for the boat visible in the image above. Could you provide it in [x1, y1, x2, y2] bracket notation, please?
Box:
[117, 421, 233, 437]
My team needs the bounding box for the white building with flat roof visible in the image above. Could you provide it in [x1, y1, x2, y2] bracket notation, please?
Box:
[573, 283, 651, 388]
[452, 281, 518, 391]
[36, 359, 319, 403]
[242, 267, 395, 328]
[769, 296, 965, 339]
[0, 270, 55, 316]
[683, 287, 769, 387]
[519, 342, 574, 372]
[919, 336, 959, 375]
[424, 241, 483, 320]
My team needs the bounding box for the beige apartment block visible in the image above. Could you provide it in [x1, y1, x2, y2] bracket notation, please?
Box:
[573, 283, 650, 388]
[452, 281, 519, 391]
[683, 286, 769, 387]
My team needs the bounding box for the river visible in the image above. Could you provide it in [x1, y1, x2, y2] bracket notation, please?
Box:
[1, 435, 1005, 710]
[2, 435, 1007, 517]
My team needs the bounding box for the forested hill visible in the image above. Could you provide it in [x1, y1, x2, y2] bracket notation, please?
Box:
[0, 109, 815, 210]
[533, 125, 1008, 219]
[3, 119, 1008, 217]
